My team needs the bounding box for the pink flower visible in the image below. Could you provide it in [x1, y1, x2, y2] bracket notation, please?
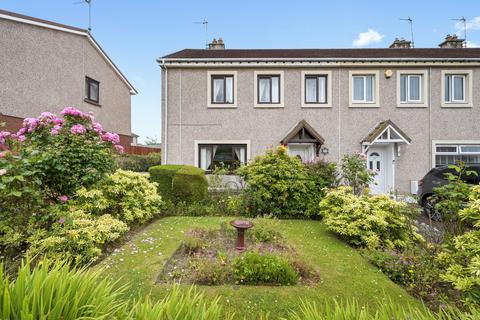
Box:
[114, 144, 125, 153]
[59, 195, 68, 203]
[0, 151, 9, 158]
[23, 118, 40, 132]
[17, 127, 27, 136]
[61, 107, 92, 121]
[51, 124, 62, 135]
[17, 135, 26, 142]
[0, 131, 11, 145]
[70, 124, 86, 135]
[52, 117, 64, 126]
[101, 132, 120, 144]
[58, 217, 65, 224]
[92, 122, 103, 134]
[39, 112, 57, 123]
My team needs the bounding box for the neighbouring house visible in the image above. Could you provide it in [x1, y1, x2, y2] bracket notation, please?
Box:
[0, 10, 137, 147]
[158, 36, 480, 195]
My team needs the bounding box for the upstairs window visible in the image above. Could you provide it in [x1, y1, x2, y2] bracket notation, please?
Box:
[352, 75, 375, 103]
[85, 77, 100, 104]
[258, 75, 280, 104]
[400, 74, 422, 103]
[305, 75, 327, 104]
[445, 74, 466, 103]
[211, 75, 234, 104]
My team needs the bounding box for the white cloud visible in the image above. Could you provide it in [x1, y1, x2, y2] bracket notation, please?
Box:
[455, 16, 480, 31]
[352, 29, 384, 47]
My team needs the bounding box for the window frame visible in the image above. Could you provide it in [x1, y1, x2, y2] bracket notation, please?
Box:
[304, 75, 327, 104]
[196, 143, 248, 173]
[301, 71, 332, 108]
[445, 74, 466, 103]
[254, 71, 284, 108]
[85, 76, 100, 105]
[352, 75, 374, 103]
[396, 70, 429, 108]
[257, 75, 280, 104]
[432, 140, 480, 168]
[348, 70, 380, 107]
[211, 75, 234, 105]
[207, 71, 238, 108]
[441, 70, 472, 108]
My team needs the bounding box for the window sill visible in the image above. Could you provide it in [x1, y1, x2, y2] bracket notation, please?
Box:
[207, 105, 237, 109]
[348, 103, 379, 108]
[397, 103, 428, 108]
[441, 102, 472, 108]
[84, 98, 101, 107]
[301, 104, 332, 108]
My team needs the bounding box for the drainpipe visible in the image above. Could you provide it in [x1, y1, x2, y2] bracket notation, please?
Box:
[160, 60, 168, 165]
[428, 67, 432, 169]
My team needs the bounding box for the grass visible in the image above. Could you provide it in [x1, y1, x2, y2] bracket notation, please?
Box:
[96, 216, 422, 319]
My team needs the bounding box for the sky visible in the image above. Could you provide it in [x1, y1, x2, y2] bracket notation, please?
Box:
[2, 0, 480, 143]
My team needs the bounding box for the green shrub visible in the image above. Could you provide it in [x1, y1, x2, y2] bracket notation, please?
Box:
[191, 257, 229, 285]
[340, 153, 375, 196]
[149, 164, 208, 203]
[232, 251, 298, 285]
[437, 184, 480, 307]
[74, 169, 164, 224]
[319, 187, 421, 249]
[250, 216, 283, 242]
[173, 166, 209, 203]
[305, 159, 340, 192]
[237, 146, 316, 218]
[27, 209, 128, 265]
[115, 152, 161, 172]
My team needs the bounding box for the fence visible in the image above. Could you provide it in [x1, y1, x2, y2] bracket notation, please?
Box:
[124, 145, 161, 155]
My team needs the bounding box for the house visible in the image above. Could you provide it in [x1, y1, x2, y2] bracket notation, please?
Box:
[158, 36, 480, 194]
[0, 10, 137, 147]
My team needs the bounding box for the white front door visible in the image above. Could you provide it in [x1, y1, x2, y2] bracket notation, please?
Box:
[367, 146, 394, 194]
[288, 143, 315, 162]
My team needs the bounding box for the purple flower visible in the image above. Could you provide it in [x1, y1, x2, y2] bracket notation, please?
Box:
[23, 118, 40, 132]
[59, 195, 69, 203]
[50, 124, 62, 136]
[114, 144, 125, 153]
[0, 131, 11, 145]
[58, 217, 65, 224]
[70, 124, 86, 135]
[61, 107, 92, 121]
[17, 127, 27, 136]
[17, 135, 26, 142]
[92, 122, 103, 134]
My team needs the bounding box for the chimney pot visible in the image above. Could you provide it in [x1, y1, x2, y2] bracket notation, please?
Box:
[208, 37, 225, 50]
[439, 34, 464, 48]
[389, 38, 411, 49]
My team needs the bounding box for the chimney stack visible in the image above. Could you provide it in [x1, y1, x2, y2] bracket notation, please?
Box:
[438, 34, 465, 48]
[208, 37, 225, 50]
[389, 38, 411, 49]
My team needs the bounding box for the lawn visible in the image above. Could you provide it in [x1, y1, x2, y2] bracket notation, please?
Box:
[97, 216, 422, 319]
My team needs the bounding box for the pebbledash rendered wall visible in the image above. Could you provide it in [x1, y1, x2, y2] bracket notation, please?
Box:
[162, 66, 480, 194]
[0, 18, 133, 140]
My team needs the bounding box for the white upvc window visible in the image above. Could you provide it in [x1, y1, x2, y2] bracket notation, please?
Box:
[433, 141, 480, 167]
[445, 74, 465, 103]
[352, 75, 375, 103]
[400, 74, 422, 102]
[349, 71, 379, 107]
[441, 70, 472, 108]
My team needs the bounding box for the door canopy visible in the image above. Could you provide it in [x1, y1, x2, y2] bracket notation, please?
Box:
[281, 120, 325, 145]
[361, 120, 411, 152]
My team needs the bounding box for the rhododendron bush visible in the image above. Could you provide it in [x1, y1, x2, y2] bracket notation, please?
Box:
[0, 108, 162, 265]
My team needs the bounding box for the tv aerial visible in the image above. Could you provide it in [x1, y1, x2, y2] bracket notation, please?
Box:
[193, 19, 208, 48]
[400, 17, 414, 48]
[73, 0, 93, 32]
[451, 16, 467, 47]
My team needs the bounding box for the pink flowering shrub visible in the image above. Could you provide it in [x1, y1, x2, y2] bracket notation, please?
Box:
[1, 107, 124, 197]
[0, 108, 125, 260]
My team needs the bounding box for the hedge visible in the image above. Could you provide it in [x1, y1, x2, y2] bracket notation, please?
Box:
[149, 165, 208, 203]
[115, 152, 161, 172]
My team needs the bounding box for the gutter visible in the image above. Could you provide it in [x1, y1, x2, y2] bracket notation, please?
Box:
[159, 60, 168, 165]
[160, 57, 480, 62]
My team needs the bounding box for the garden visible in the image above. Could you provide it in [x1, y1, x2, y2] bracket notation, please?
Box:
[0, 110, 479, 319]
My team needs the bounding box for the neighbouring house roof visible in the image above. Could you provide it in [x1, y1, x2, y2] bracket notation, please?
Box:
[362, 120, 411, 144]
[0, 9, 138, 95]
[161, 48, 480, 61]
[281, 120, 325, 145]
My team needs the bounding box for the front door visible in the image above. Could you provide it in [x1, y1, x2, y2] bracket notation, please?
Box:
[368, 147, 387, 194]
[288, 143, 315, 162]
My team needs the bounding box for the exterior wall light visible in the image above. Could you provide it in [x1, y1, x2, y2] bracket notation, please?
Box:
[320, 146, 329, 155]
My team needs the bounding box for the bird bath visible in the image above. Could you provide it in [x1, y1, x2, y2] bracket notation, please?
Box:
[230, 220, 253, 252]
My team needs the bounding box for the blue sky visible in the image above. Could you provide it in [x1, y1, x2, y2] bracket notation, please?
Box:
[2, 0, 480, 142]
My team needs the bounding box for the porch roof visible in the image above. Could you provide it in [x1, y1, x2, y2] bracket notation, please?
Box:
[362, 120, 411, 145]
[281, 120, 325, 144]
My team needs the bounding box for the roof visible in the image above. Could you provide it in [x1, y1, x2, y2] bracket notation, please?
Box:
[0, 9, 137, 94]
[281, 120, 325, 144]
[362, 120, 411, 144]
[161, 48, 480, 61]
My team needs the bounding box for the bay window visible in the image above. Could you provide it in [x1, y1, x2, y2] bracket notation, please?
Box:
[199, 144, 247, 172]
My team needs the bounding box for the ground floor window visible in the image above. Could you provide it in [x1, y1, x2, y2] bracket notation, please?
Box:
[434, 143, 480, 167]
[199, 144, 246, 172]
